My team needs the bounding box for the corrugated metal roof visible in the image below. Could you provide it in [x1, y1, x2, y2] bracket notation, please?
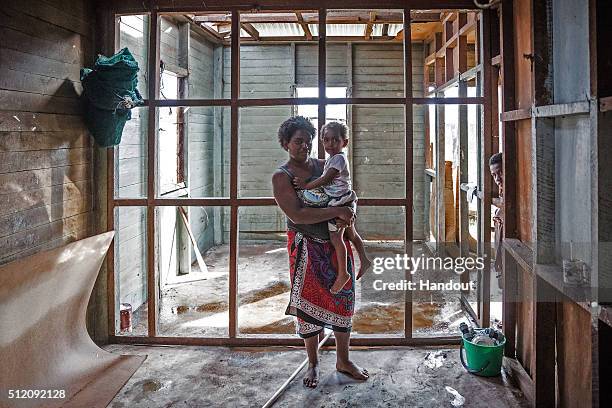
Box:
[241, 23, 304, 37]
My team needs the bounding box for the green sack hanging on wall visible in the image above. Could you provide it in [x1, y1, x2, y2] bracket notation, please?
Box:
[80, 47, 144, 147]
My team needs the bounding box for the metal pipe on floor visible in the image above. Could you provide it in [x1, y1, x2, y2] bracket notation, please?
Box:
[261, 331, 333, 408]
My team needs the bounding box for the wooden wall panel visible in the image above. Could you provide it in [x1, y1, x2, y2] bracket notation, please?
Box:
[516, 119, 533, 243]
[516, 265, 534, 377]
[556, 301, 592, 407]
[0, 0, 94, 266]
[512, 0, 534, 245]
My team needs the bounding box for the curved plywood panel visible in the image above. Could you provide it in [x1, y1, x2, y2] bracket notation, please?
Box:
[0, 232, 145, 408]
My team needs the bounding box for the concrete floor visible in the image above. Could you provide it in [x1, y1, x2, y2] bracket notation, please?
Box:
[105, 343, 528, 407]
[126, 240, 475, 338]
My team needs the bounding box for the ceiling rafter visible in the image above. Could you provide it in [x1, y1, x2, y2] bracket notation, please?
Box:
[295, 11, 312, 40]
[240, 22, 260, 40]
[193, 11, 441, 24]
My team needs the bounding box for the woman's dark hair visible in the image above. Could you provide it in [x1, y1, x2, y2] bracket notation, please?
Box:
[489, 152, 502, 167]
[278, 116, 316, 147]
[321, 121, 348, 140]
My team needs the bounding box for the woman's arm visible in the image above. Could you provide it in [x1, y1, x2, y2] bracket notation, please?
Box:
[293, 168, 339, 190]
[272, 170, 354, 225]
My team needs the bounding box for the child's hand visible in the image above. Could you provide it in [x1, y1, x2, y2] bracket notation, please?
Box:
[293, 177, 308, 189]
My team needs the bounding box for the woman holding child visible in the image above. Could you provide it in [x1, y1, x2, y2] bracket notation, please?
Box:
[271, 116, 371, 388]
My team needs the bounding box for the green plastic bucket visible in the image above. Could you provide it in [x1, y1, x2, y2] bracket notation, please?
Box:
[459, 331, 506, 377]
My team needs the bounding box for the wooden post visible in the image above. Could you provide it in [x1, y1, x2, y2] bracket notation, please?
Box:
[229, 10, 240, 338]
[479, 8, 493, 327]
[500, 0, 518, 358]
[146, 11, 161, 337]
[531, 0, 556, 405]
[318, 8, 326, 158]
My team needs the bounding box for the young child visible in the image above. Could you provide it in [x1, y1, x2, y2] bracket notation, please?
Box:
[294, 122, 371, 294]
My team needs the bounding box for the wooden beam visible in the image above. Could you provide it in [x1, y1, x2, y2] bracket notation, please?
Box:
[237, 35, 406, 43]
[600, 96, 612, 112]
[171, 15, 223, 45]
[500, 108, 531, 122]
[403, 7, 414, 339]
[478, 7, 493, 328]
[364, 11, 376, 40]
[533, 101, 590, 117]
[500, 0, 518, 362]
[112, 1, 475, 13]
[146, 11, 161, 337]
[295, 12, 312, 40]
[193, 10, 442, 24]
[503, 357, 535, 404]
[500, 0, 518, 239]
[460, 64, 481, 81]
[110, 334, 462, 347]
[317, 8, 326, 159]
[530, 0, 556, 405]
[229, 10, 240, 339]
[240, 22, 260, 40]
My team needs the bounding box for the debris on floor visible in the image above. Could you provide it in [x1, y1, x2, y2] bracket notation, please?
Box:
[445, 386, 466, 407]
[423, 350, 448, 370]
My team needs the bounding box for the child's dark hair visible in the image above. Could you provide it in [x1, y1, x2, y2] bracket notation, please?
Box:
[278, 116, 316, 147]
[321, 121, 348, 140]
[489, 152, 502, 167]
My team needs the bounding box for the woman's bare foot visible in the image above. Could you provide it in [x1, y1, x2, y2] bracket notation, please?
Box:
[336, 360, 369, 380]
[330, 271, 351, 294]
[303, 364, 320, 388]
[356, 257, 372, 280]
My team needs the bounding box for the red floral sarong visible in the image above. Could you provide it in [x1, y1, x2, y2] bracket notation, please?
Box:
[285, 230, 355, 337]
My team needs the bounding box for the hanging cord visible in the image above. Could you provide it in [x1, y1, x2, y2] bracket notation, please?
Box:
[473, 0, 501, 8]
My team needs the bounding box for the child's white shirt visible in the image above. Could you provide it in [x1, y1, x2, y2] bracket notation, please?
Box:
[323, 153, 351, 198]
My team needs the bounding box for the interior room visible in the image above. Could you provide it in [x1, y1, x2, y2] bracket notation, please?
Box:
[0, 0, 611, 407]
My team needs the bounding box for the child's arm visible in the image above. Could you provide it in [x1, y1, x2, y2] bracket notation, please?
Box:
[294, 168, 339, 190]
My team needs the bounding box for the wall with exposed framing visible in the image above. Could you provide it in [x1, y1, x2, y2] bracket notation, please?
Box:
[499, 0, 612, 405]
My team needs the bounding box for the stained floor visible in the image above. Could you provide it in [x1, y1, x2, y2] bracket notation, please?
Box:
[125, 240, 475, 339]
[105, 344, 528, 408]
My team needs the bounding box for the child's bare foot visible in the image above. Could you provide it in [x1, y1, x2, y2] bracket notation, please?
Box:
[303, 364, 320, 388]
[336, 360, 369, 380]
[330, 271, 350, 294]
[356, 257, 372, 280]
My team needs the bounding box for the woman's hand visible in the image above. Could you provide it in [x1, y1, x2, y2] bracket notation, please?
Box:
[293, 177, 308, 189]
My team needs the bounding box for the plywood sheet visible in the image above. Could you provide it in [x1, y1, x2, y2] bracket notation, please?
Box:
[0, 232, 145, 408]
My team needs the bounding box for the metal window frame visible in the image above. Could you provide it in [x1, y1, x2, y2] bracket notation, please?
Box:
[107, 2, 491, 347]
